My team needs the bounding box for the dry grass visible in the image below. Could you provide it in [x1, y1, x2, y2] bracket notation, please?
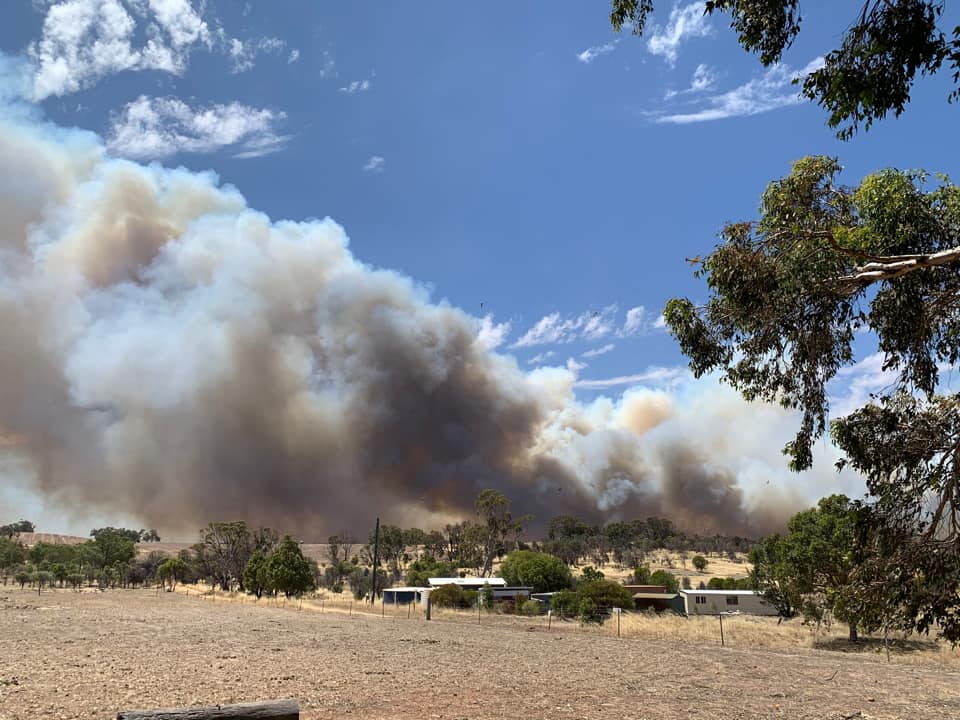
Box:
[174, 583, 960, 670]
[5, 587, 960, 720]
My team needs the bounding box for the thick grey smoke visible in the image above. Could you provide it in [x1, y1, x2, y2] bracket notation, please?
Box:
[0, 110, 854, 539]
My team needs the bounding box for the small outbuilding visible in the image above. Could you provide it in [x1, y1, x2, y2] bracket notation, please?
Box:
[679, 589, 778, 616]
[632, 592, 685, 614]
[382, 586, 431, 606]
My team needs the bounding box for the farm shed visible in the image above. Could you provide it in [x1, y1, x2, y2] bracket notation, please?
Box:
[679, 589, 778, 616]
[632, 592, 685, 614]
[382, 587, 430, 606]
[490, 586, 533, 602]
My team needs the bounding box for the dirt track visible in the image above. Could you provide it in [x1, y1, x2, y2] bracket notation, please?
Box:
[1, 588, 958, 720]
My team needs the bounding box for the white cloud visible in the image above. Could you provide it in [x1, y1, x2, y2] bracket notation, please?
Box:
[512, 305, 618, 348]
[528, 350, 557, 366]
[654, 313, 666, 329]
[646, 2, 710, 66]
[828, 353, 900, 418]
[339, 79, 371, 94]
[666, 62, 716, 98]
[229, 36, 285, 73]
[106, 95, 288, 159]
[574, 366, 689, 390]
[25, 0, 296, 98]
[287, 49, 300, 64]
[27, 0, 214, 99]
[577, 40, 618, 64]
[474, 314, 511, 351]
[363, 155, 385, 173]
[582, 343, 615, 358]
[620, 306, 647, 336]
[656, 56, 824, 124]
[317, 49, 335, 78]
[566, 357, 587, 374]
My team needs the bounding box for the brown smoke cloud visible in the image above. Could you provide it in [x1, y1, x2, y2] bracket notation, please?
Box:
[0, 110, 856, 540]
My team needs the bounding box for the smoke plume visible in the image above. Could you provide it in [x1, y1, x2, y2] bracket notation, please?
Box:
[0, 108, 853, 540]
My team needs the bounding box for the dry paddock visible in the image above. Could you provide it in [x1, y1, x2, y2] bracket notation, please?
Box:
[2, 589, 959, 720]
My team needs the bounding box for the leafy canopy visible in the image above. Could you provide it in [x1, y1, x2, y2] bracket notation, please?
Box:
[664, 156, 960, 641]
[610, 1, 960, 138]
[499, 550, 573, 593]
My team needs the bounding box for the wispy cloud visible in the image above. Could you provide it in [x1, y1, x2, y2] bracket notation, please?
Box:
[512, 305, 618, 348]
[527, 350, 557, 366]
[287, 49, 300, 64]
[665, 62, 716, 99]
[574, 366, 689, 390]
[582, 343, 616, 358]
[339, 79, 371, 94]
[655, 57, 824, 124]
[106, 95, 287, 159]
[577, 40, 618, 64]
[654, 313, 667, 329]
[363, 155, 385, 173]
[229, 36, 286, 73]
[646, 2, 711, 66]
[616, 305, 666, 337]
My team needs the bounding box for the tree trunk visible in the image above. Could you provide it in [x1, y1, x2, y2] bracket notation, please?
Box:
[848, 624, 858, 642]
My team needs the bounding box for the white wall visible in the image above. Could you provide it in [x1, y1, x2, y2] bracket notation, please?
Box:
[682, 592, 778, 616]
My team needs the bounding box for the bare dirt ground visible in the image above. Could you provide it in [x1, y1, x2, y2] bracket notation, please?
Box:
[2, 589, 959, 720]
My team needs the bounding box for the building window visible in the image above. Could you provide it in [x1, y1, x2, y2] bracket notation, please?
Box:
[695, 596, 707, 604]
[726, 596, 739, 606]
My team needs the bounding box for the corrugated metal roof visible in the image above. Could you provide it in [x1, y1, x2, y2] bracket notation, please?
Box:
[679, 589, 759, 595]
[427, 577, 507, 587]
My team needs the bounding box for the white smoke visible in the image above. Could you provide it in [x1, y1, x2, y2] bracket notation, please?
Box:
[0, 101, 861, 539]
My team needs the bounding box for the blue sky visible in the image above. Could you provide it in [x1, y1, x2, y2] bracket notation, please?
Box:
[2, 0, 956, 388]
[1, 1, 958, 536]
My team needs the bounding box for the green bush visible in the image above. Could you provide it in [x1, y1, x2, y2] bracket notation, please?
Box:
[520, 599, 541, 616]
[692, 555, 709, 572]
[551, 589, 579, 617]
[430, 583, 467, 608]
[578, 598, 601, 624]
[576, 579, 635, 615]
[463, 589, 479, 607]
[649, 569, 679, 593]
[499, 550, 573, 592]
[480, 582, 494, 608]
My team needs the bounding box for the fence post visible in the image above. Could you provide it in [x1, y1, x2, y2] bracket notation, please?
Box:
[718, 612, 725, 647]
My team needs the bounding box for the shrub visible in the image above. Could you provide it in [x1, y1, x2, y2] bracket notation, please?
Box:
[499, 550, 573, 592]
[681, 576, 692, 589]
[430, 583, 467, 608]
[463, 589, 479, 607]
[551, 589, 579, 617]
[520, 599, 541, 616]
[649, 569, 679, 593]
[480, 582, 494, 608]
[692, 555, 709, 572]
[580, 566, 604, 583]
[576, 579, 635, 615]
[578, 598, 601, 624]
[331, 582, 344, 594]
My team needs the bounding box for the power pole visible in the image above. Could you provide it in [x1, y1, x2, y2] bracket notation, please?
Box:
[370, 517, 380, 605]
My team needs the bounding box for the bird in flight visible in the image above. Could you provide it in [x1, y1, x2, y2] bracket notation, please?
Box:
[686, 255, 702, 265]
